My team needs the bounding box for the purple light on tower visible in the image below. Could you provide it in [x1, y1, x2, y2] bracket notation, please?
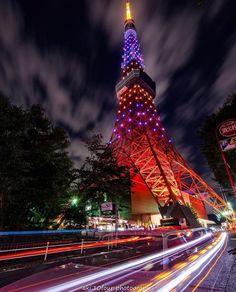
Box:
[121, 25, 145, 70]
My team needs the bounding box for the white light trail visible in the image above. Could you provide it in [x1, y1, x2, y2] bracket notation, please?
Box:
[42, 233, 211, 292]
[157, 232, 227, 292]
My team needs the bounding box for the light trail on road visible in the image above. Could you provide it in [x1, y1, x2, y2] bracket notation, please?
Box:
[0, 236, 152, 261]
[190, 234, 227, 292]
[136, 232, 227, 291]
[41, 233, 212, 292]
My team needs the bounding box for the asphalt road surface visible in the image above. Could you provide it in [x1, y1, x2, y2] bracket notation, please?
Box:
[1, 231, 223, 291]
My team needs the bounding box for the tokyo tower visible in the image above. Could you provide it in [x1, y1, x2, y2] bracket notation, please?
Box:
[110, 1, 233, 226]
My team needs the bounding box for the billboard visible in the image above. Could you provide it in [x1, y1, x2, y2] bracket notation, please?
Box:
[100, 202, 114, 212]
[217, 119, 236, 152]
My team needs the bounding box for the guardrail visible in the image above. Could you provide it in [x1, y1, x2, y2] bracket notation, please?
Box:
[0, 236, 157, 262]
[0, 227, 214, 266]
[0, 228, 213, 260]
[100, 227, 210, 240]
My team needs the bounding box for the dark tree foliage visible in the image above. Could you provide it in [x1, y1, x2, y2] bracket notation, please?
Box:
[64, 205, 87, 229]
[208, 213, 225, 225]
[0, 95, 76, 230]
[55, 190, 87, 229]
[199, 94, 236, 195]
[76, 134, 132, 220]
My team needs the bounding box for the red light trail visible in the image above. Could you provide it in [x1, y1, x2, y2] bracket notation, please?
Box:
[0, 236, 152, 261]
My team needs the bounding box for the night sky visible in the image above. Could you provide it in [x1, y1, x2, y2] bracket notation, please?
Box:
[1, 0, 236, 188]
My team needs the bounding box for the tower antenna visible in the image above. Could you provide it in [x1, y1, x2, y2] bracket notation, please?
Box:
[126, 0, 132, 21]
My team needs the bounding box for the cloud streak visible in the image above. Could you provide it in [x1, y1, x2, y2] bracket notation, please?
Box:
[0, 0, 118, 165]
[0, 0, 236, 177]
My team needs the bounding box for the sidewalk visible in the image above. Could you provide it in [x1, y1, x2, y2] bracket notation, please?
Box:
[190, 232, 236, 291]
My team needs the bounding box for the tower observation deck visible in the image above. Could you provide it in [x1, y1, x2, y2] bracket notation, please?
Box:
[110, 1, 234, 226]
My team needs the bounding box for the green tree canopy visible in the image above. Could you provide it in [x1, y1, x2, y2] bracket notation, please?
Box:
[199, 94, 236, 195]
[0, 94, 76, 230]
[75, 134, 132, 221]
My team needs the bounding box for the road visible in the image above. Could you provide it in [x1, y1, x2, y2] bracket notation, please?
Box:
[0, 236, 153, 262]
[188, 231, 236, 291]
[1, 230, 226, 291]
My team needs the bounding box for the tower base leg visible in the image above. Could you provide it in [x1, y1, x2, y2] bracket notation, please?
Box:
[159, 203, 201, 228]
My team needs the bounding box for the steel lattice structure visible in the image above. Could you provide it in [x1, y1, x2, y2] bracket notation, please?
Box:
[110, 1, 234, 221]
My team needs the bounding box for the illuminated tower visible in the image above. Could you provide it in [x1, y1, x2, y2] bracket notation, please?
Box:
[110, 1, 233, 226]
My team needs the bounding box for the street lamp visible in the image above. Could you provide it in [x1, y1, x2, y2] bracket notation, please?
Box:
[71, 197, 78, 206]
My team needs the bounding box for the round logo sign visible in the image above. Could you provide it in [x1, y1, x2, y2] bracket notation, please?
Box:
[219, 119, 236, 138]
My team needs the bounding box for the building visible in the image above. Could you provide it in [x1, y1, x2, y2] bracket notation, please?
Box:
[110, 1, 231, 227]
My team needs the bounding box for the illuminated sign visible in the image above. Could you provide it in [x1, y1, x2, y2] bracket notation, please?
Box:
[101, 202, 113, 212]
[219, 137, 236, 152]
[217, 119, 236, 152]
[219, 120, 236, 137]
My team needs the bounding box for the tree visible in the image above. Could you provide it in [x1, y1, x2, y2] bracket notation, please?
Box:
[199, 94, 236, 195]
[75, 134, 132, 221]
[208, 213, 225, 225]
[0, 94, 76, 230]
[63, 195, 87, 229]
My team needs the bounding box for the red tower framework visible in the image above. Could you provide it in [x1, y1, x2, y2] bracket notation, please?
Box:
[110, 1, 234, 225]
